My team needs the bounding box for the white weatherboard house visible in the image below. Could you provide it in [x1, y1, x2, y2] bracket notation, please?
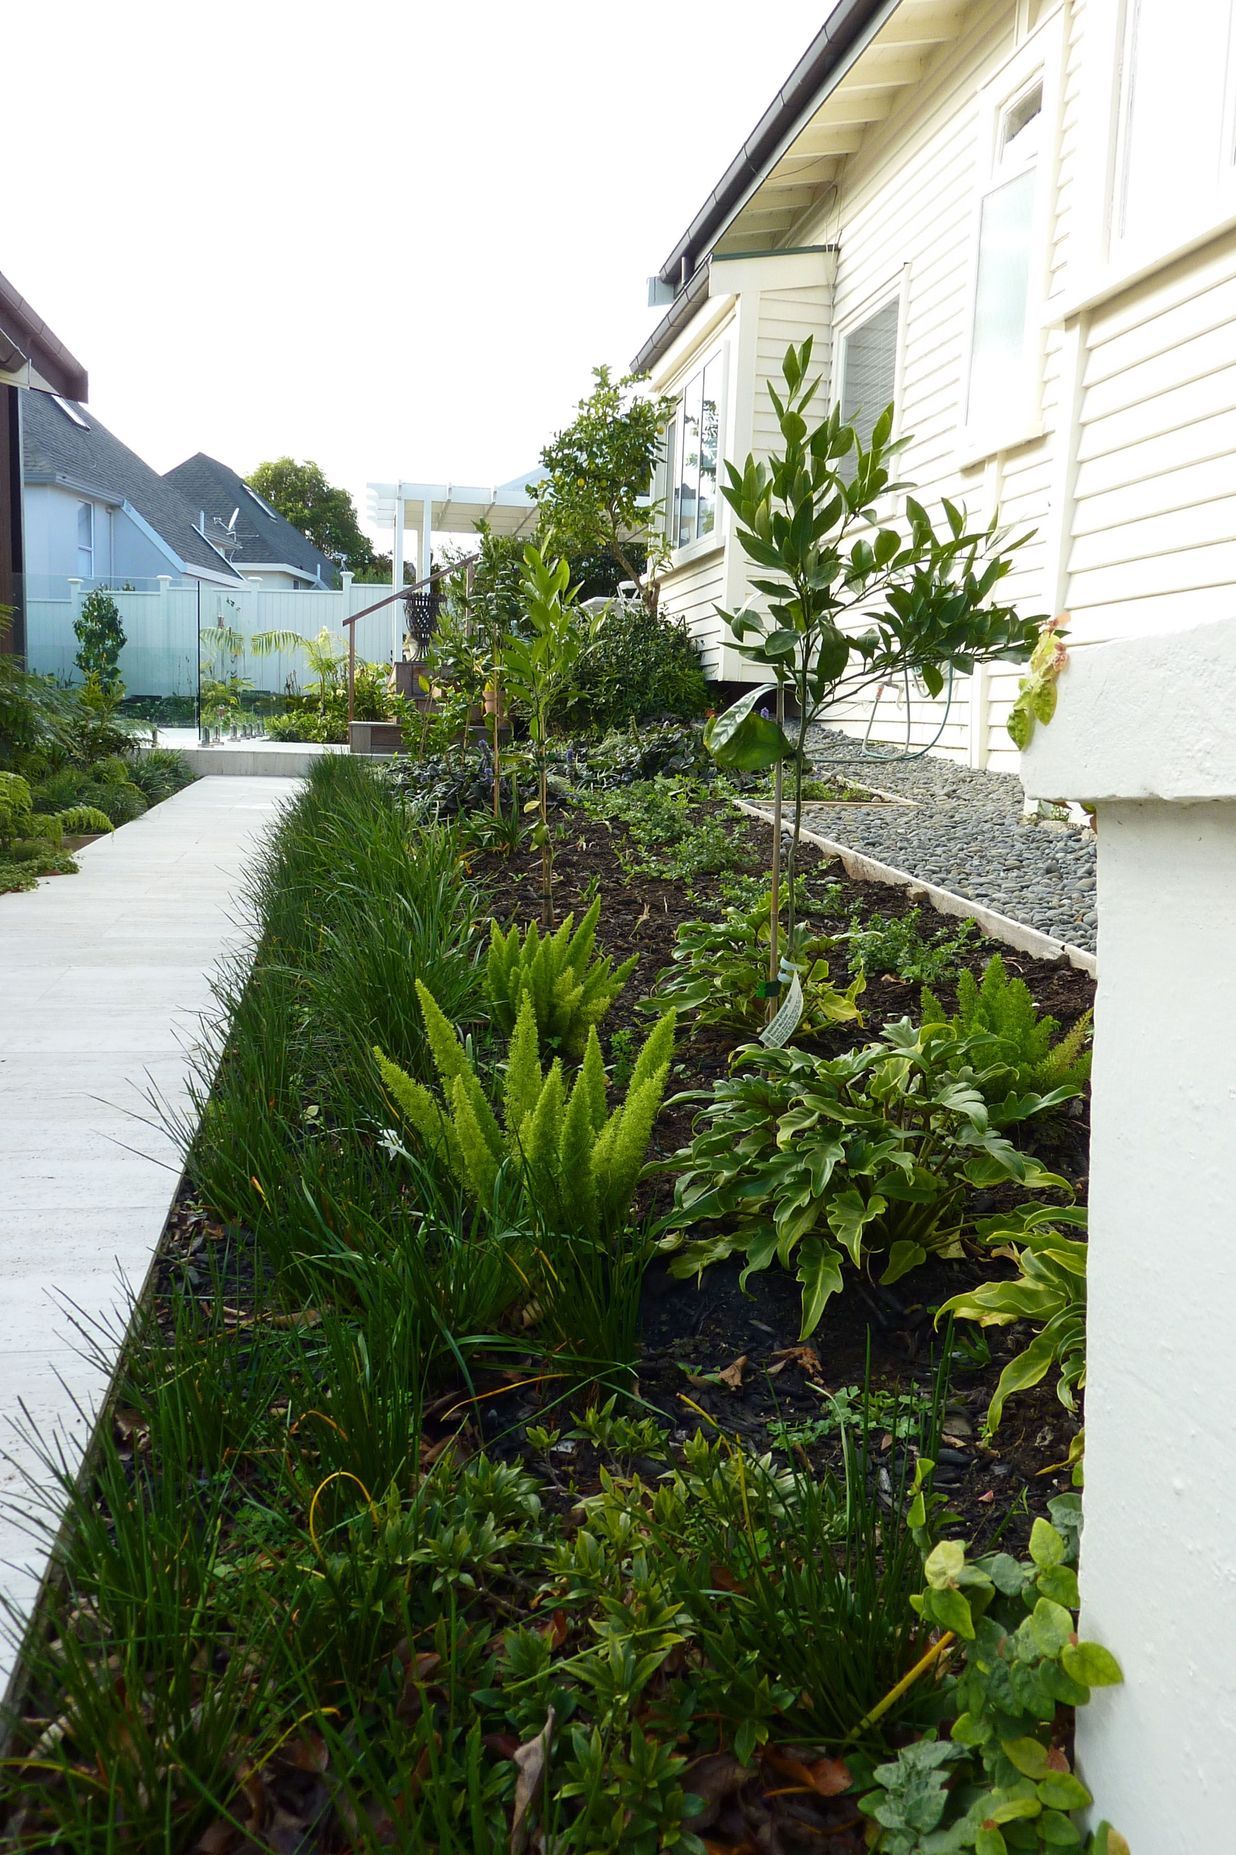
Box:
[638, 0, 1236, 774]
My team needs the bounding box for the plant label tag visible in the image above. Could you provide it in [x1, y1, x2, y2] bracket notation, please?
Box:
[759, 964, 804, 1048]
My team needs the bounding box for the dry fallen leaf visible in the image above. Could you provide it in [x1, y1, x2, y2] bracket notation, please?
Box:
[764, 1746, 853, 1798]
[510, 1708, 555, 1855]
[768, 1345, 826, 1382]
[717, 1354, 748, 1391]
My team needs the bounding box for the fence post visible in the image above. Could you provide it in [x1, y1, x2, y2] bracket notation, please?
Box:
[66, 578, 83, 677]
[1024, 617, 1236, 1847]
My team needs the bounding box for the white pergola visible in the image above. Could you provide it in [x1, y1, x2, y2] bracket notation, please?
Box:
[366, 473, 542, 587]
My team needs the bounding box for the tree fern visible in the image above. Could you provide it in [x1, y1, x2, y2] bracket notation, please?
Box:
[375, 989, 675, 1241]
[486, 895, 637, 1061]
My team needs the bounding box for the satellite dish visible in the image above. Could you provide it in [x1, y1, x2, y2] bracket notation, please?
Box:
[228, 507, 240, 531]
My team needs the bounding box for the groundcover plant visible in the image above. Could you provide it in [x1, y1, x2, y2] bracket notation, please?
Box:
[1, 712, 1114, 1850]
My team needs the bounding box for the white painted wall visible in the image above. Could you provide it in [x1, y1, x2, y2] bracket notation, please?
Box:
[1024, 617, 1236, 1848]
[24, 484, 172, 586]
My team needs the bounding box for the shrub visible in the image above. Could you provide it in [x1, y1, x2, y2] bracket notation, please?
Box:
[649, 888, 865, 1039]
[73, 589, 126, 695]
[128, 748, 197, 805]
[563, 721, 711, 788]
[575, 777, 750, 889]
[846, 907, 982, 984]
[486, 895, 637, 1061]
[0, 769, 113, 892]
[922, 953, 1092, 1107]
[658, 1017, 1071, 1337]
[936, 1203, 1088, 1438]
[559, 601, 708, 732]
[861, 1499, 1124, 1854]
[375, 983, 676, 1242]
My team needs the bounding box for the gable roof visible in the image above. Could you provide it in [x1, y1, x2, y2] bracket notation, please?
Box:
[21, 391, 244, 580]
[163, 452, 341, 586]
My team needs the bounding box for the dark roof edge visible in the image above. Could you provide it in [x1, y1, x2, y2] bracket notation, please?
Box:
[0, 271, 88, 401]
[630, 262, 713, 378]
[632, 244, 839, 377]
[652, 0, 896, 293]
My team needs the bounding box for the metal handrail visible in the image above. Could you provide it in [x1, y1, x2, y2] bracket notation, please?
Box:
[345, 551, 481, 729]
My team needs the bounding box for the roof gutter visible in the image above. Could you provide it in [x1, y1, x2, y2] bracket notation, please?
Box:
[651, 0, 898, 294]
[0, 271, 88, 401]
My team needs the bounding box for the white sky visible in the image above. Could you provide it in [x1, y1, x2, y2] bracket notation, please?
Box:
[6, 1, 826, 548]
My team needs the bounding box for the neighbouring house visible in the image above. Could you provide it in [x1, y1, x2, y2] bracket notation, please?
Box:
[21, 391, 245, 592]
[0, 270, 88, 656]
[637, 0, 1236, 772]
[163, 453, 341, 589]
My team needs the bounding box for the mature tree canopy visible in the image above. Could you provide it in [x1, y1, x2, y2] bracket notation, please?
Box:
[530, 367, 675, 613]
[245, 458, 375, 572]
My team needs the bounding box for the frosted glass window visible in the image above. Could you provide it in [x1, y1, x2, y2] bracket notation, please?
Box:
[1119, 0, 1235, 244]
[967, 169, 1035, 426]
[840, 298, 900, 437]
[965, 77, 1043, 432]
[837, 297, 899, 482]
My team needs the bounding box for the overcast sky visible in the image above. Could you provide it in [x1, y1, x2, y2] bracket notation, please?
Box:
[7, 1, 826, 547]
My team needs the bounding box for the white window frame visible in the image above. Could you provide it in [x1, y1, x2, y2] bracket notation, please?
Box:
[76, 500, 94, 578]
[833, 269, 909, 461]
[958, 17, 1062, 466]
[659, 342, 729, 567]
[1112, 1, 1236, 268]
[1058, 0, 1236, 321]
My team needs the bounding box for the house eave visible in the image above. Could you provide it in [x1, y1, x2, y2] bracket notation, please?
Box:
[650, 0, 899, 294]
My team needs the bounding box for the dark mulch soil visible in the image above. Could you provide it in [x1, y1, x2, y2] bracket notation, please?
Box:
[472, 796, 1093, 1552]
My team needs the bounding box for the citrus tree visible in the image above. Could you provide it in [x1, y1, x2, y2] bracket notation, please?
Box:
[706, 337, 1044, 998]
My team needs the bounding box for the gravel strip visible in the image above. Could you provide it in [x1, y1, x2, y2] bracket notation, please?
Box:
[773, 726, 1098, 951]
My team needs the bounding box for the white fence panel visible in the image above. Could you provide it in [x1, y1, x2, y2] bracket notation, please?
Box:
[23, 577, 409, 700]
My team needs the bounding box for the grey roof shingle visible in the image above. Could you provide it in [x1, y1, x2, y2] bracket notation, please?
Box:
[21, 392, 244, 580]
[163, 453, 341, 587]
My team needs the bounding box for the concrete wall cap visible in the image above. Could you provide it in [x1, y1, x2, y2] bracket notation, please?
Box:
[1023, 617, 1236, 804]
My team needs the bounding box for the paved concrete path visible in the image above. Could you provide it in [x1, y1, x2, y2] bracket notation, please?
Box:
[0, 775, 298, 1717]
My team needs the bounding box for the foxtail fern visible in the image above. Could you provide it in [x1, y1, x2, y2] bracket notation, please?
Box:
[921, 953, 1091, 1113]
[485, 895, 637, 1061]
[376, 981, 674, 1241]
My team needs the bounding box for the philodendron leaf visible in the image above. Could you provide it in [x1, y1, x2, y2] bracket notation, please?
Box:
[704, 685, 794, 772]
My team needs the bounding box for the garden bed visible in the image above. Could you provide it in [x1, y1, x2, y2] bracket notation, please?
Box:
[0, 762, 1101, 1853]
[472, 798, 1091, 1551]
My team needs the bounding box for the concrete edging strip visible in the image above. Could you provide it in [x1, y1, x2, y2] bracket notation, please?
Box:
[733, 798, 1098, 977]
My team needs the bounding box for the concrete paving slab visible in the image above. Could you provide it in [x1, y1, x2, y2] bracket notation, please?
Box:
[0, 774, 298, 1725]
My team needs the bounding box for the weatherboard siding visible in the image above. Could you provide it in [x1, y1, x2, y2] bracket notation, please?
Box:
[1066, 224, 1236, 643]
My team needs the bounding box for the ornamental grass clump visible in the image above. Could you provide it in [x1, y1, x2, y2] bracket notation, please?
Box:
[486, 894, 637, 1060]
[376, 981, 675, 1242]
[659, 1017, 1071, 1337]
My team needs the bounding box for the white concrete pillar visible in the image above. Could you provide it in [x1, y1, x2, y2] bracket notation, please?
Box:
[1024, 617, 1236, 1851]
[419, 496, 433, 586]
[392, 482, 405, 593]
